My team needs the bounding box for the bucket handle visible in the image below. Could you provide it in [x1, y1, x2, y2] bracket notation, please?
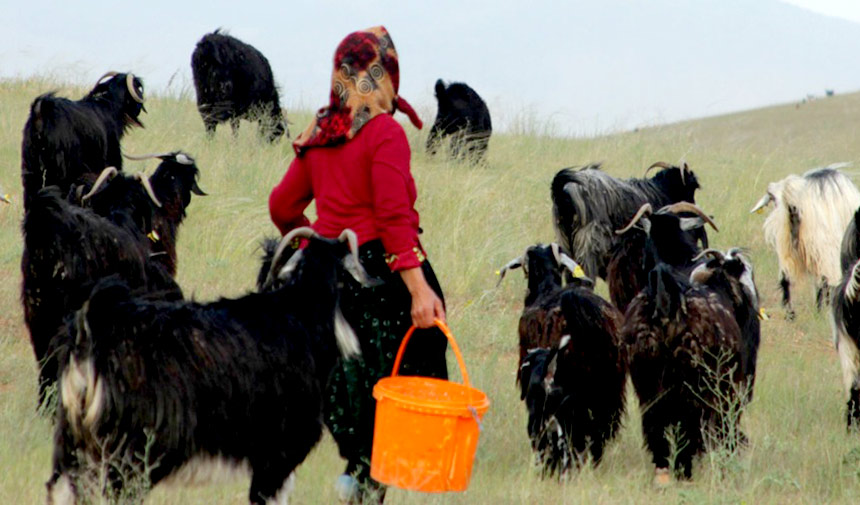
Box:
[390, 319, 471, 388]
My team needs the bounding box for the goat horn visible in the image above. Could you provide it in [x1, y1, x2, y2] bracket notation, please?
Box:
[496, 255, 526, 286]
[645, 161, 673, 176]
[692, 248, 726, 262]
[337, 229, 360, 259]
[556, 249, 586, 279]
[123, 152, 174, 161]
[95, 71, 119, 86]
[81, 167, 118, 202]
[551, 243, 562, 266]
[266, 227, 318, 288]
[657, 202, 719, 232]
[126, 74, 144, 104]
[749, 193, 773, 214]
[615, 203, 653, 235]
[134, 173, 162, 208]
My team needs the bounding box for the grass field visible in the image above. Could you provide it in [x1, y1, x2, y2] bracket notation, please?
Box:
[2, 77, 860, 504]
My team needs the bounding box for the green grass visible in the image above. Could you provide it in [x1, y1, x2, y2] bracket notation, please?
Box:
[3, 76, 860, 503]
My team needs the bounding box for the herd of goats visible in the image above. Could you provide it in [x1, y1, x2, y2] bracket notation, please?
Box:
[3, 28, 860, 504]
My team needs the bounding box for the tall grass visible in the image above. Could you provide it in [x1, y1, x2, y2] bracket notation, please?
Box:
[2, 77, 860, 503]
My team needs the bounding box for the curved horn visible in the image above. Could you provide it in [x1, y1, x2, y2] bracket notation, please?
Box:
[81, 167, 118, 202]
[552, 243, 586, 278]
[126, 73, 144, 104]
[749, 193, 773, 214]
[615, 203, 653, 235]
[123, 152, 174, 161]
[692, 248, 726, 262]
[95, 71, 119, 86]
[657, 202, 719, 232]
[265, 227, 318, 288]
[337, 229, 360, 259]
[645, 161, 673, 176]
[497, 253, 527, 286]
[133, 173, 162, 208]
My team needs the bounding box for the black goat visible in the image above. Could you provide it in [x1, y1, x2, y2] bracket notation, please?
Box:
[552, 161, 705, 280]
[21, 71, 145, 209]
[21, 188, 179, 405]
[73, 152, 206, 276]
[125, 152, 207, 275]
[426, 79, 491, 162]
[499, 244, 625, 475]
[191, 30, 287, 141]
[46, 228, 368, 505]
[833, 207, 860, 429]
[607, 202, 718, 313]
[623, 250, 760, 483]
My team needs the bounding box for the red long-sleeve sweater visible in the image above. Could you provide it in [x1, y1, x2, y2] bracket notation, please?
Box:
[269, 114, 425, 271]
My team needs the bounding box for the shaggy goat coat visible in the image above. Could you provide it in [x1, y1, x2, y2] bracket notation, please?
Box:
[551, 163, 702, 279]
[21, 73, 144, 209]
[760, 168, 860, 291]
[47, 234, 363, 505]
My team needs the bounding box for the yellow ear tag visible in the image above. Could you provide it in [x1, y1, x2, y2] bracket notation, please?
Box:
[758, 307, 769, 321]
[2, 194, 9, 201]
[494, 270, 501, 276]
[147, 230, 160, 243]
[573, 265, 586, 278]
[755, 207, 766, 215]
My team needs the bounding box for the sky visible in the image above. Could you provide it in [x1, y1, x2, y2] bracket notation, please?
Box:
[2, 0, 860, 136]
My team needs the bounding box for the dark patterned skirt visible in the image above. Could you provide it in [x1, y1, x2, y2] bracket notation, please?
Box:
[325, 239, 449, 482]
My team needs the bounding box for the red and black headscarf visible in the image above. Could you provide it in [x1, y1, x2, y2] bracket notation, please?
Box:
[293, 26, 422, 155]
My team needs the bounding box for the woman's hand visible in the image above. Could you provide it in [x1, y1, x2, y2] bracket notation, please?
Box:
[399, 267, 446, 328]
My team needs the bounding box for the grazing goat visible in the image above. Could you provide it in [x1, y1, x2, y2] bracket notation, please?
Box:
[21, 188, 179, 405]
[751, 165, 860, 318]
[607, 202, 718, 313]
[426, 79, 492, 162]
[46, 228, 368, 505]
[832, 207, 860, 429]
[191, 30, 287, 141]
[552, 161, 705, 280]
[498, 244, 626, 475]
[21, 72, 145, 209]
[623, 250, 760, 482]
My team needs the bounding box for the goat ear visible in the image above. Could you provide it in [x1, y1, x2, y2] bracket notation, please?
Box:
[434, 79, 446, 98]
[191, 179, 207, 196]
[679, 217, 704, 231]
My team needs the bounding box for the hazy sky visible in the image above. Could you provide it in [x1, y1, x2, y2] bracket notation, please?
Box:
[3, 0, 860, 135]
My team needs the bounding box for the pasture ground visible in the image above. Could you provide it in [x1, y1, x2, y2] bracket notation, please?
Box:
[2, 78, 860, 503]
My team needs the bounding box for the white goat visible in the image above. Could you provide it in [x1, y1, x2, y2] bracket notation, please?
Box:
[751, 164, 860, 318]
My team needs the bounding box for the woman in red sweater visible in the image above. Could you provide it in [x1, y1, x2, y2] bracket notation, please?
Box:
[269, 26, 447, 504]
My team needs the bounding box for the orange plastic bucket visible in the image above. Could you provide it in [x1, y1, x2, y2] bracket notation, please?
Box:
[370, 319, 490, 493]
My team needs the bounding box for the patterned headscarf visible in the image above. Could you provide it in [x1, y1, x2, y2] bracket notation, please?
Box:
[293, 26, 422, 155]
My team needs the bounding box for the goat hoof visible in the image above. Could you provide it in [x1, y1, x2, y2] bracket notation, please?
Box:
[784, 309, 796, 321]
[654, 467, 672, 486]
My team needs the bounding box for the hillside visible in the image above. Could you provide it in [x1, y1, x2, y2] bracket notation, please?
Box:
[2, 78, 860, 504]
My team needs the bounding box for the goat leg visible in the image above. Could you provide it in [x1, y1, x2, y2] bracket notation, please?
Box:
[780, 273, 795, 320]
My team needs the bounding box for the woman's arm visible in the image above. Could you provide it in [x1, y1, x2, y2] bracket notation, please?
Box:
[269, 157, 313, 235]
[400, 266, 446, 328]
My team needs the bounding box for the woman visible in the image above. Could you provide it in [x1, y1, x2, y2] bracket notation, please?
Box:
[269, 26, 448, 504]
